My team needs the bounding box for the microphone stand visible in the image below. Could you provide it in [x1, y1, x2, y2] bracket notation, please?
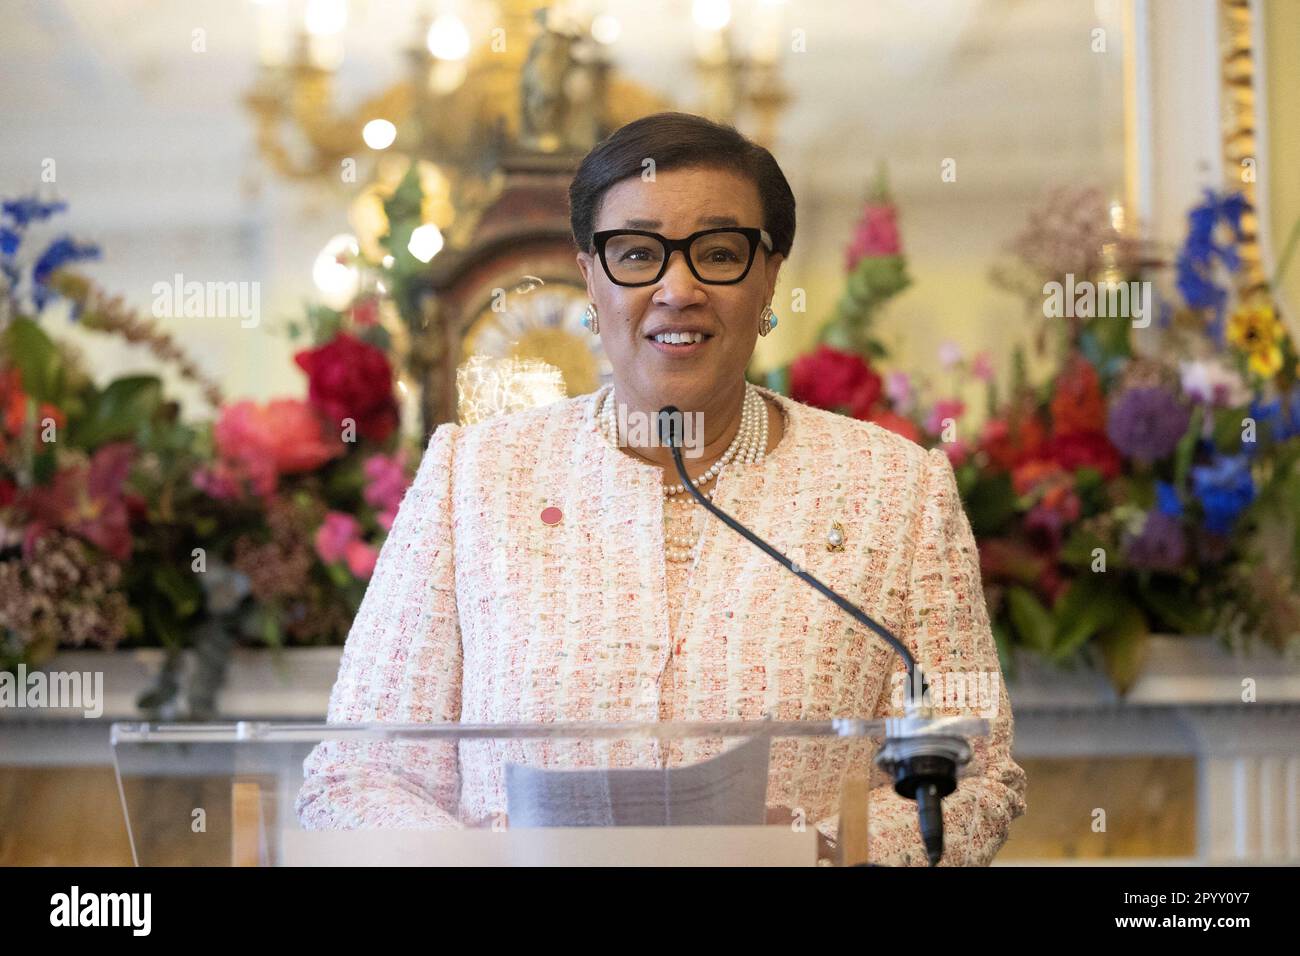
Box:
[657, 404, 974, 866]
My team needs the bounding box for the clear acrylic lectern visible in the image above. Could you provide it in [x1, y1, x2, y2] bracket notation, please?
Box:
[110, 717, 989, 866]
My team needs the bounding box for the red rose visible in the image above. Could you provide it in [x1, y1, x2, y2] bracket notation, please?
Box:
[790, 345, 883, 418]
[1047, 430, 1122, 479]
[294, 334, 399, 443]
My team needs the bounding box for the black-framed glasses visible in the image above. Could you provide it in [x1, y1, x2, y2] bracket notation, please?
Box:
[590, 227, 774, 287]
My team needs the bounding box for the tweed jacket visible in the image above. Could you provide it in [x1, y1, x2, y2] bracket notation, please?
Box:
[295, 384, 1027, 865]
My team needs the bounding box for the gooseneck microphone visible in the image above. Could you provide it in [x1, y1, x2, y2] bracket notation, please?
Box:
[658, 403, 960, 866]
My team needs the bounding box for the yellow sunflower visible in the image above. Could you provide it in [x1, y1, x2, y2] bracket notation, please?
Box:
[1226, 302, 1286, 378]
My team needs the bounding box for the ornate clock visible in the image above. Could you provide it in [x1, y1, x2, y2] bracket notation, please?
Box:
[418, 149, 612, 431]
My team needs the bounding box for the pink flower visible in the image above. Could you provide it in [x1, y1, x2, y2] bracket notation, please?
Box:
[944, 439, 973, 467]
[198, 399, 342, 499]
[884, 371, 915, 415]
[193, 460, 260, 501]
[937, 341, 962, 370]
[971, 352, 995, 382]
[314, 511, 360, 564]
[345, 539, 378, 579]
[845, 202, 901, 269]
[377, 508, 397, 532]
[924, 398, 966, 438]
[362, 448, 409, 514]
[22, 441, 136, 561]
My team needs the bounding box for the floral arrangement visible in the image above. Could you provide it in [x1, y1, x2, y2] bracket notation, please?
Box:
[772, 185, 1300, 691]
[0, 196, 423, 715]
[761, 168, 921, 437]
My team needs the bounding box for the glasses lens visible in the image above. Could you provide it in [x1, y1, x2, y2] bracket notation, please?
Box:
[689, 231, 752, 281]
[603, 234, 666, 284]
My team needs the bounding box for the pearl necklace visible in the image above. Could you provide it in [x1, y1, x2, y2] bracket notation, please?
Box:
[599, 384, 769, 562]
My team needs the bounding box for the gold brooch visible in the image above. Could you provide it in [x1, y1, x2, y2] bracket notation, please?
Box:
[826, 521, 846, 552]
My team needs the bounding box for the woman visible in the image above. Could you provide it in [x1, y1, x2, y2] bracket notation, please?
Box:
[295, 111, 1026, 866]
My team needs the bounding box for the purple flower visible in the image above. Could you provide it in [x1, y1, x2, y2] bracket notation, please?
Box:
[1106, 386, 1192, 463]
[1124, 511, 1188, 571]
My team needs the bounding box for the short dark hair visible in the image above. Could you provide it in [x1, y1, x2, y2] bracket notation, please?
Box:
[568, 111, 796, 258]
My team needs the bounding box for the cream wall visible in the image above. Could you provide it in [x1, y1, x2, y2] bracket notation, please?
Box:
[1264, 0, 1300, 339]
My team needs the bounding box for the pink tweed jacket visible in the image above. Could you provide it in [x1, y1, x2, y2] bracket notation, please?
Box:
[295, 384, 1027, 865]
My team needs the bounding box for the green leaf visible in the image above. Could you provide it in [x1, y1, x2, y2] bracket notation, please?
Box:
[1051, 576, 1122, 661]
[1059, 527, 1107, 568]
[151, 563, 202, 619]
[991, 620, 1015, 680]
[1174, 405, 1203, 490]
[1006, 586, 1054, 652]
[2, 317, 65, 403]
[261, 607, 283, 649]
[72, 376, 163, 448]
[1137, 579, 1211, 634]
[1097, 603, 1150, 695]
[383, 164, 424, 238]
[962, 473, 1018, 536]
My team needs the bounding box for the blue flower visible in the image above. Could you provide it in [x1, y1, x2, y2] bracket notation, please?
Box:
[1191, 454, 1255, 534]
[0, 226, 19, 257]
[1156, 480, 1183, 517]
[1176, 251, 1225, 309]
[30, 235, 100, 310]
[1247, 390, 1300, 444]
[1219, 192, 1248, 236]
[1284, 389, 1300, 442]
[1175, 189, 1250, 340]
[1, 198, 67, 228]
[1244, 396, 1279, 456]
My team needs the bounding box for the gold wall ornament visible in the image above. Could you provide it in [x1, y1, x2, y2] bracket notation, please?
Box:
[1219, 0, 1269, 303]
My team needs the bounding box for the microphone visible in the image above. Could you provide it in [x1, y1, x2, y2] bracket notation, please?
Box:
[657, 403, 966, 866]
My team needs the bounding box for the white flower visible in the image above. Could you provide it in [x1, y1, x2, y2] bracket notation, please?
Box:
[1179, 359, 1249, 408]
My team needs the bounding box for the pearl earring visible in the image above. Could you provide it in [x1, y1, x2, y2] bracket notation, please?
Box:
[581, 302, 599, 335]
[758, 305, 779, 336]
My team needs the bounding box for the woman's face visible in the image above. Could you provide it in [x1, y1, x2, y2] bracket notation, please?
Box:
[576, 165, 784, 411]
